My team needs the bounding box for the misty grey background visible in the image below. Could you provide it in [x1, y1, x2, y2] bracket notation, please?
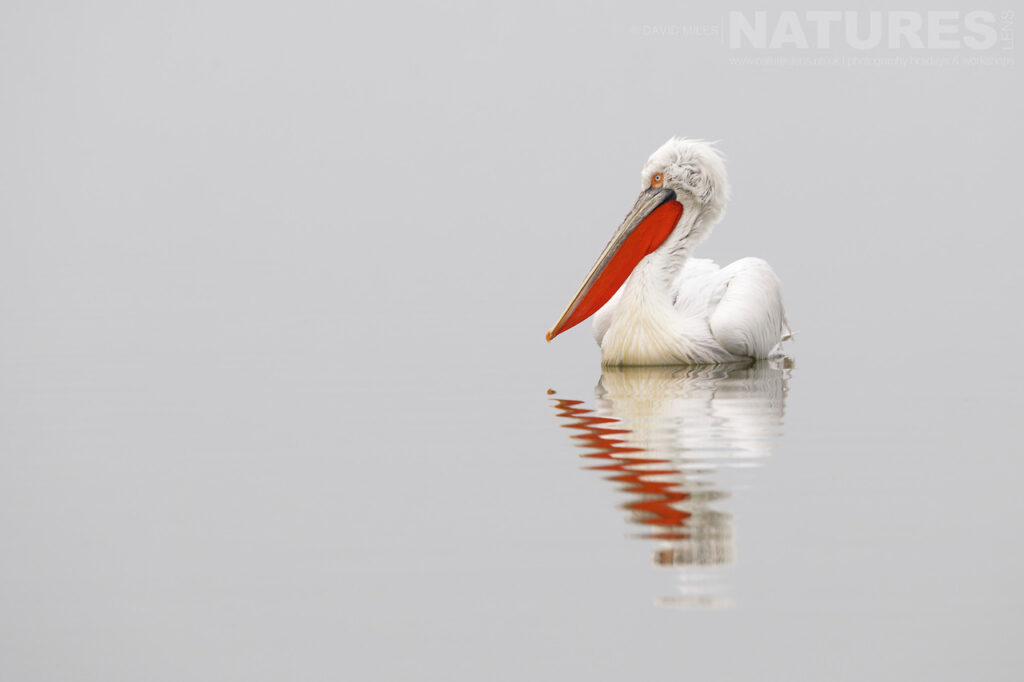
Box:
[2, 1, 1022, 680]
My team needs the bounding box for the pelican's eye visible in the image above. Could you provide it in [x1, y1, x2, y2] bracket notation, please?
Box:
[651, 173, 664, 188]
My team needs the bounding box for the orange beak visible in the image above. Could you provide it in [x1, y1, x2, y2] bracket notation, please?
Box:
[546, 187, 683, 342]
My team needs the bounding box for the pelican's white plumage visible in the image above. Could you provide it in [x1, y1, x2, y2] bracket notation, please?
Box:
[593, 255, 790, 365]
[548, 138, 791, 365]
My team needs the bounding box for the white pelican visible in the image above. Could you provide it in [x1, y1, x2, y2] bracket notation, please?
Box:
[546, 138, 791, 366]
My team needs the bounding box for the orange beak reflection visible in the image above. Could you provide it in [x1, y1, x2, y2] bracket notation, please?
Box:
[546, 188, 683, 342]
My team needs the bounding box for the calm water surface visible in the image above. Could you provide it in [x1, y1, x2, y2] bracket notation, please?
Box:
[4, 348, 1020, 681]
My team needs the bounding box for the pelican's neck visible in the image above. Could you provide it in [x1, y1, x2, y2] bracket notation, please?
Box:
[599, 210, 717, 366]
[627, 206, 700, 298]
[647, 242, 694, 294]
[624, 247, 686, 304]
[600, 248, 691, 366]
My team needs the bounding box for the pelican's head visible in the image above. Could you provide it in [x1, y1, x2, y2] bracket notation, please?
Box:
[546, 138, 730, 342]
[641, 138, 730, 245]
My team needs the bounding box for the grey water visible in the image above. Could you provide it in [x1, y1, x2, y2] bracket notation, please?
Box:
[4, 341, 1022, 680]
[2, 1, 1023, 680]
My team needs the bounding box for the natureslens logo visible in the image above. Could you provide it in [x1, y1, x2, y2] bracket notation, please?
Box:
[728, 11, 1014, 50]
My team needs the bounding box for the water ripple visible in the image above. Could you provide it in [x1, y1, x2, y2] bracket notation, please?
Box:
[550, 360, 792, 608]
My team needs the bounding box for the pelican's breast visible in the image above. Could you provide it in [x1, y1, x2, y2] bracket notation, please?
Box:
[599, 258, 739, 366]
[601, 296, 685, 365]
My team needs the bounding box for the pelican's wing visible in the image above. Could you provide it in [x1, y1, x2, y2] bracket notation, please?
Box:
[671, 258, 722, 308]
[702, 257, 789, 359]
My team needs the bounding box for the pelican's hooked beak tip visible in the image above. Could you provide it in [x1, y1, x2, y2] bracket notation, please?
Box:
[545, 330, 554, 342]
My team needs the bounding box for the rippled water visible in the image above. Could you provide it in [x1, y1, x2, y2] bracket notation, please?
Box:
[551, 362, 790, 608]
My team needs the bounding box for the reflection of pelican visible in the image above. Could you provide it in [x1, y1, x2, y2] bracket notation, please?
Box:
[551, 361, 790, 608]
[545, 138, 791, 366]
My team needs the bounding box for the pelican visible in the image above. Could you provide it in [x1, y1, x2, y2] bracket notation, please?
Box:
[546, 138, 791, 366]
